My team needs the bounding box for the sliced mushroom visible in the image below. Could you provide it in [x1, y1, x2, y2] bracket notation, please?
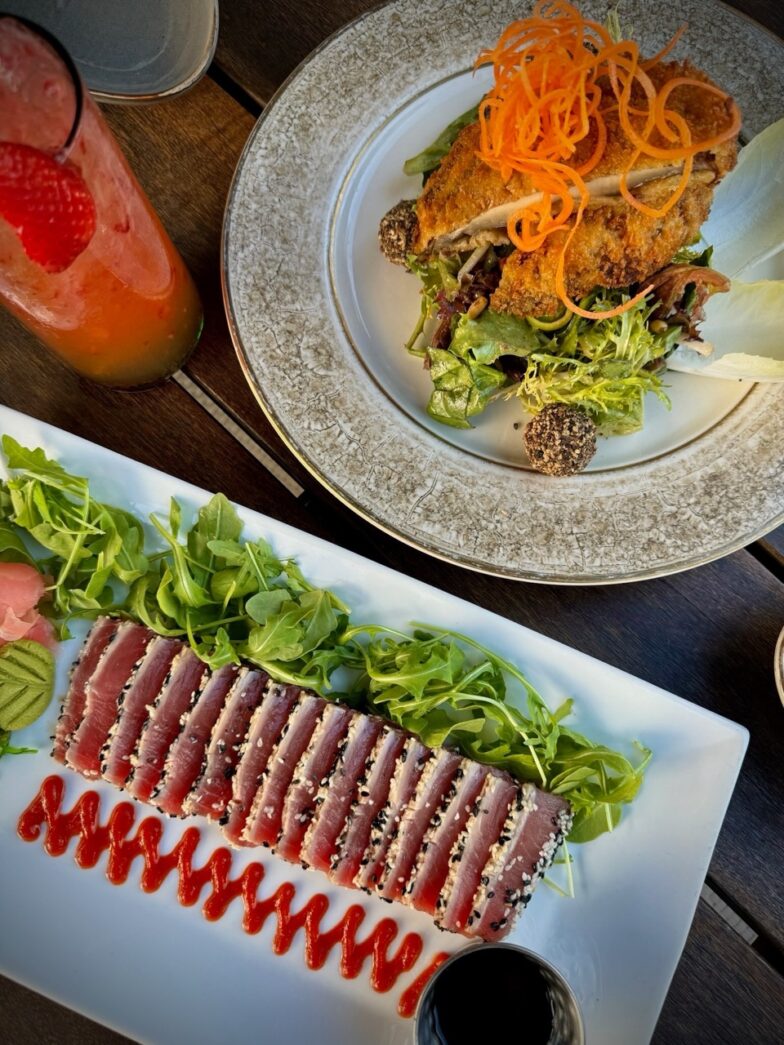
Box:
[429, 163, 703, 254]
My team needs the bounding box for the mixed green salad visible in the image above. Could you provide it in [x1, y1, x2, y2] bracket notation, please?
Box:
[406, 251, 717, 434]
[0, 435, 650, 871]
[402, 112, 717, 438]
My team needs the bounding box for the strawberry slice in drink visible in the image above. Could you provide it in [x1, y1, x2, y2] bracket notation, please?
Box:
[0, 141, 96, 273]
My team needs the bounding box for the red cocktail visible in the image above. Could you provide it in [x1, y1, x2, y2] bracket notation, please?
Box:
[0, 16, 203, 388]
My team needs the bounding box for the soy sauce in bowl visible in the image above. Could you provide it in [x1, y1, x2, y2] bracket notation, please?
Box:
[415, 944, 584, 1045]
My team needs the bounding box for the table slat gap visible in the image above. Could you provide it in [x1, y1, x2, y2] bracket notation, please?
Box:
[172, 371, 304, 497]
[207, 61, 263, 118]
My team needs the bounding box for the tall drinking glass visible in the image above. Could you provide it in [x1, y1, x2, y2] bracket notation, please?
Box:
[0, 15, 203, 388]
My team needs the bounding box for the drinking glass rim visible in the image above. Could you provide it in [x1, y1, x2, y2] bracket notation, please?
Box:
[0, 11, 84, 157]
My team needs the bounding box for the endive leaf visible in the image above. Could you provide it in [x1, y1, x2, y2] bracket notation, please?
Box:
[701, 118, 784, 279]
[668, 280, 784, 381]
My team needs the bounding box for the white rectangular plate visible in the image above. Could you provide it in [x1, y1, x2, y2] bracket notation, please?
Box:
[0, 405, 747, 1045]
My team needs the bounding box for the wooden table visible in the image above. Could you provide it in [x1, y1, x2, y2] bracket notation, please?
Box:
[2, 2, 784, 1042]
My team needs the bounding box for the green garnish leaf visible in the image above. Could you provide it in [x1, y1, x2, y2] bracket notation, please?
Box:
[0, 728, 36, 759]
[150, 509, 213, 608]
[450, 310, 539, 363]
[426, 347, 508, 428]
[0, 521, 35, 565]
[2, 435, 84, 490]
[0, 639, 55, 731]
[245, 588, 291, 624]
[1, 437, 148, 615]
[187, 494, 243, 586]
[403, 104, 479, 178]
[404, 255, 461, 355]
[424, 310, 540, 427]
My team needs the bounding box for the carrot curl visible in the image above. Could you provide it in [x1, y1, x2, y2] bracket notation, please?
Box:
[475, 1, 741, 319]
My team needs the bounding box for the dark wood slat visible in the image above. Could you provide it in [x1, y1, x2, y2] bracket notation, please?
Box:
[758, 527, 784, 570]
[654, 901, 784, 1044]
[214, 0, 375, 106]
[215, 0, 783, 108]
[0, 975, 132, 1045]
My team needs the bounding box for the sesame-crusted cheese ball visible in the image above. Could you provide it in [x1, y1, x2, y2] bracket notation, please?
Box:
[378, 199, 418, 266]
[523, 403, 597, 476]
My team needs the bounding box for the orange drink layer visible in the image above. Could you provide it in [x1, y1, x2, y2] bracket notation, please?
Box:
[0, 17, 203, 388]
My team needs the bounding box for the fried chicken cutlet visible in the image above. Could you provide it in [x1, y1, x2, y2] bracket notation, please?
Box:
[413, 60, 738, 297]
[491, 174, 715, 318]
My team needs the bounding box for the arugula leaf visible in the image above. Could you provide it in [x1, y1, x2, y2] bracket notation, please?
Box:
[187, 494, 243, 587]
[186, 623, 239, 670]
[403, 104, 480, 178]
[245, 588, 290, 623]
[0, 639, 55, 731]
[150, 508, 213, 608]
[127, 570, 185, 636]
[0, 728, 36, 759]
[109, 508, 149, 583]
[0, 521, 35, 565]
[245, 600, 310, 661]
[210, 565, 260, 605]
[1, 439, 148, 614]
[2, 435, 86, 493]
[243, 589, 345, 664]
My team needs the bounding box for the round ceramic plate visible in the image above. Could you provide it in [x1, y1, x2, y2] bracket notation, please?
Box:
[222, 0, 784, 583]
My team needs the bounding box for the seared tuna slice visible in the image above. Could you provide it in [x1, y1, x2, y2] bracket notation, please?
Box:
[303, 714, 385, 874]
[276, 702, 352, 862]
[436, 772, 518, 933]
[125, 648, 207, 803]
[330, 731, 407, 886]
[66, 621, 152, 778]
[355, 737, 430, 892]
[468, 784, 572, 941]
[222, 682, 300, 846]
[375, 748, 463, 901]
[101, 635, 181, 787]
[242, 693, 325, 848]
[183, 668, 267, 820]
[407, 760, 490, 915]
[153, 663, 240, 816]
[52, 616, 118, 764]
